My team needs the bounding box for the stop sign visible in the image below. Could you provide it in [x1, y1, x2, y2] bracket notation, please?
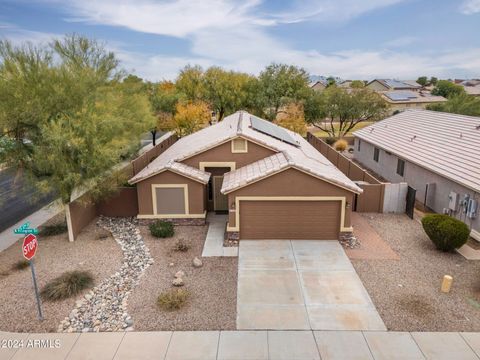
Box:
[22, 234, 38, 260]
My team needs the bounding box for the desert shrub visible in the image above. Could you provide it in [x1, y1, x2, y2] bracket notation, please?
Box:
[421, 214, 469, 251]
[39, 223, 68, 236]
[12, 259, 30, 271]
[41, 271, 94, 301]
[157, 288, 189, 310]
[333, 139, 348, 152]
[325, 137, 336, 145]
[173, 238, 190, 252]
[149, 220, 174, 238]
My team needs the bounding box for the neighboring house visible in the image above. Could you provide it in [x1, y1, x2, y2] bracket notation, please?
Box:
[353, 110, 480, 240]
[366, 79, 421, 92]
[460, 80, 480, 97]
[381, 90, 447, 114]
[129, 111, 362, 240]
[310, 80, 327, 92]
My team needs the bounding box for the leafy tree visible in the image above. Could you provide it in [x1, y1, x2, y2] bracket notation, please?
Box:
[350, 80, 365, 88]
[149, 81, 183, 144]
[427, 93, 480, 116]
[275, 102, 307, 136]
[0, 35, 155, 241]
[176, 65, 204, 100]
[256, 63, 310, 121]
[431, 80, 465, 98]
[326, 76, 336, 87]
[173, 101, 211, 136]
[430, 77, 438, 86]
[305, 87, 387, 138]
[417, 76, 428, 87]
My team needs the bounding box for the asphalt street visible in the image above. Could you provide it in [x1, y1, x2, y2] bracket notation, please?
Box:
[0, 167, 56, 233]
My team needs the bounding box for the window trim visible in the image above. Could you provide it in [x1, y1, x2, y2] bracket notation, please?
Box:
[231, 137, 248, 153]
[152, 184, 189, 215]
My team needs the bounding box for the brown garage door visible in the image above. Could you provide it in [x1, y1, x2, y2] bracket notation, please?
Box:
[239, 200, 341, 240]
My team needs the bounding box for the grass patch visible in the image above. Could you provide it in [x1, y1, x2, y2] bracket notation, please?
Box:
[39, 223, 68, 237]
[172, 239, 190, 252]
[41, 270, 94, 301]
[157, 288, 189, 310]
[12, 259, 30, 271]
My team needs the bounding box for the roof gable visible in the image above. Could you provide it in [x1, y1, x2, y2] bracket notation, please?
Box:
[129, 111, 362, 193]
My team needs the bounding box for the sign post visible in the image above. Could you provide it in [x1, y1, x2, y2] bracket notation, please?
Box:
[15, 223, 43, 321]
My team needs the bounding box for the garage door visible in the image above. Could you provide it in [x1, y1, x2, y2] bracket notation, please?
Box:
[239, 200, 341, 240]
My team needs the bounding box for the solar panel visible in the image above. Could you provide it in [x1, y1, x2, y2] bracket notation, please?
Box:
[385, 91, 418, 101]
[385, 79, 412, 89]
[250, 116, 299, 146]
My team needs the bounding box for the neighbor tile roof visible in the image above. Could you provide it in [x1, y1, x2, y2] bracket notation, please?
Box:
[130, 111, 362, 193]
[370, 79, 421, 90]
[353, 109, 480, 192]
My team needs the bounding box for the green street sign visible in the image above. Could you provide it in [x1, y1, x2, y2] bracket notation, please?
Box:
[13, 222, 39, 235]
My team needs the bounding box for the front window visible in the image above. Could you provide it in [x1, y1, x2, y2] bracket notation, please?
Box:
[373, 147, 379, 162]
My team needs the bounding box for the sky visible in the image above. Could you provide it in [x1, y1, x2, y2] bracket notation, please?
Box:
[0, 0, 479, 81]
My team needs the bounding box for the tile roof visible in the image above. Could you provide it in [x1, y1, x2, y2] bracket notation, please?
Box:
[353, 109, 480, 193]
[130, 111, 362, 193]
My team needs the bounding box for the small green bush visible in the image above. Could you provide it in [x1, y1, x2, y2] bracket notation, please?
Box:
[421, 214, 469, 251]
[149, 221, 174, 238]
[325, 137, 336, 145]
[41, 271, 94, 301]
[12, 259, 30, 271]
[39, 223, 68, 236]
[157, 288, 189, 310]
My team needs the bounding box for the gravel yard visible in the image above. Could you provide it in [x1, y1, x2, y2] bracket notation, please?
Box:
[127, 224, 238, 331]
[352, 213, 480, 332]
[0, 218, 122, 333]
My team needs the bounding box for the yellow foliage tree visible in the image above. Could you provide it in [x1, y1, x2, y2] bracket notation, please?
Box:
[275, 102, 307, 136]
[174, 101, 211, 136]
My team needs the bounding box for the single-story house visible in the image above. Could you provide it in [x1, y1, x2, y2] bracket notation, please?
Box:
[381, 90, 447, 114]
[309, 80, 327, 92]
[366, 79, 421, 92]
[353, 109, 480, 240]
[129, 111, 362, 240]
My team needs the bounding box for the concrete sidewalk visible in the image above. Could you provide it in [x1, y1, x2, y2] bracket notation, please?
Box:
[2, 330, 480, 360]
[0, 200, 62, 252]
[202, 213, 237, 257]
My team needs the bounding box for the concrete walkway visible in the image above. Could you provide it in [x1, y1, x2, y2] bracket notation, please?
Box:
[2, 330, 480, 360]
[237, 240, 385, 331]
[202, 213, 237, 257]
[0, 200, 62, 252]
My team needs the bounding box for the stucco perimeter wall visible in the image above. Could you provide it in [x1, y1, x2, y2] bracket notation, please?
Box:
[227, 168, 354, 228]
[69, 193, 97, 239]
[355, 138, 480, 233]
[136, 170, 205, 216]
[97, 187, 138, 217]
[181, 139, 276, 169]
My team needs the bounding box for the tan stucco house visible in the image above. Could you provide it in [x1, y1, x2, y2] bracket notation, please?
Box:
[129, 111, 362, 240]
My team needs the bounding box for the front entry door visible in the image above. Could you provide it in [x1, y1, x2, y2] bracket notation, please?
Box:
[213, 176, 228, 211]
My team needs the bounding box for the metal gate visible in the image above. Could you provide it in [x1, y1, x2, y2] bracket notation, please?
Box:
[406, 186, 416, 219]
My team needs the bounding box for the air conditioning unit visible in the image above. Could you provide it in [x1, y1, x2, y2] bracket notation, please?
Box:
[443, 208, 451, 215]
[467, 199, 478, 219]
[448, 192, 458, 211]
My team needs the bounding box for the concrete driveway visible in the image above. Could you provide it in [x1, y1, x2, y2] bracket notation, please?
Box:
[237, 240, 386, 331]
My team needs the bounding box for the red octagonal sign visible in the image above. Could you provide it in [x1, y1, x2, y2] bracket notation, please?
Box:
[22, 234, 38, 261]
